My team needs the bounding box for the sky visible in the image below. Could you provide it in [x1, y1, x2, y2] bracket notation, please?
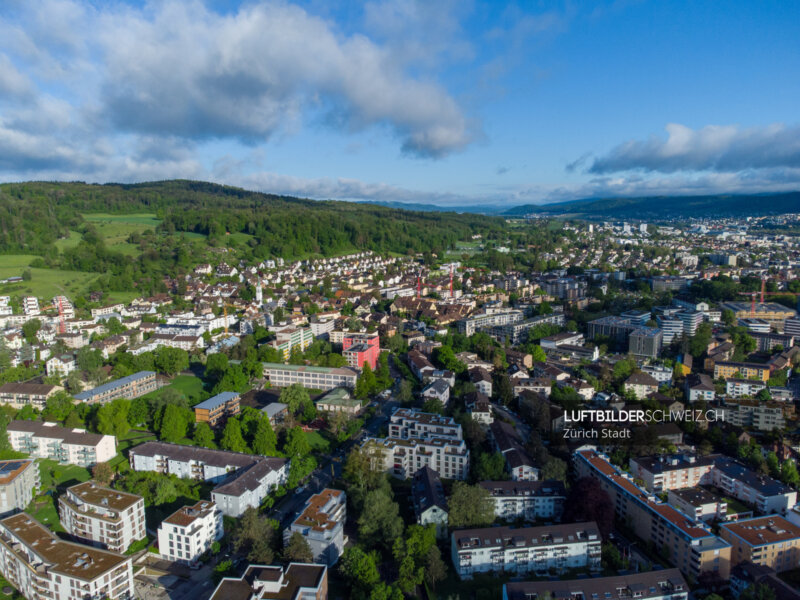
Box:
[0, 0, 799, 207]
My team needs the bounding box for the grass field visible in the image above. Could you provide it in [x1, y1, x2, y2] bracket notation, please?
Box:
[141, 375, 209, 406]
[38, 459, 91, 491]
[82, 213, 161, 245]
[26, 495, 63, 532]
[0, 261, 99, 299]
[304, 431, 330, 452]
[54, 230, 82, 251]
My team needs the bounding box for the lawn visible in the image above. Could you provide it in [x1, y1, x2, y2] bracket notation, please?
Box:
[53, 230, 82, 251]
[0, 255, 38, 268]
[0, 574, 23, 600]
[118, 429, 158, 453]
[304, 431, 330, 453]
[82, 213, 161, 245]
[25, 495, 64, 532]
[722, 496, 751, 515]
[141, 374, 208, 406]
[0, 266, 99, 300]
[38, 459, 91, 491]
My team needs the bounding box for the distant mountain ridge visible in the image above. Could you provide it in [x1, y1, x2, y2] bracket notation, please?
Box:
[502, 192, 800, 219]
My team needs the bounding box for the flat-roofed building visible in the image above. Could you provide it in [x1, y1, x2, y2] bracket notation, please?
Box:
[194, 391, 240, 427]
[576, 449, 731, 580]
[286, 489, 346, 567]
[720, 302, 797, 331]
[209, 563, 327, 600]
[7, 421, 116, 467]
[629, 327, 663, 359]
[262, 363, 358, 390]
[714, 361, 771, 382]
[451, 522, 601, 579]
[314, 388, 361, 416]
[59, 482, 146, 553]
[667, 487, 726, 523]
[158, 501, 223, 565]
[720, 515, 800, 572]
[0, 512, 134, 600]
[0, 460, 39, 517]
[503, 569, 688, 600]
[74, 371, 158, 404]
[0, 383, 63, 410]
[128, 442, 289, 517]
[720, 399, 786, 431]
[479, 480, 566, 522]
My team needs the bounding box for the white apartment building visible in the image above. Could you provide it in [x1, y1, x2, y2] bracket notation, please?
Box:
[286, 489, 346, 567]
[158, 501, 223, 565]
[0, 460, 39, 517]
[46, 354, 78, 377]
[479, 480, 566, 522]
[7, 421, 117, 467]
[0, 513, 134, 600]
[725, 379, 768, 398]
[22, 297, 40, 316]
[59, 482, 146, 554]
[365, 408, 470, 480]
[503, 569, 689, 600]
[629, 454, 718, 494]
[451, 522, 601, 579]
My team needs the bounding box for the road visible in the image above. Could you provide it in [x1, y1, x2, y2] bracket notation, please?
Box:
[270, 396, 399, 527]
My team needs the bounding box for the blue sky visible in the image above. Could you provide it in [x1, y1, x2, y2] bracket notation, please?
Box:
[0, 0, 798, 206]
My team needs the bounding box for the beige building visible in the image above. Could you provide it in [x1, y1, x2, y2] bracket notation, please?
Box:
[59, 482, 146, 554]
[720, 515, 800, 572]
[7, 421, 117, 467]
[576, 449, 731, 581]
[0, 512, 134, 600]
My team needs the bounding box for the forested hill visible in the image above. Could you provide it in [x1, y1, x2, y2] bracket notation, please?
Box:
[504, 191, 800, 219]
[0, 180, 505, 258]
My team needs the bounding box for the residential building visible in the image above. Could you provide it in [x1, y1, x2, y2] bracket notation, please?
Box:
[490, 420, 540, 482]
[0, 512, 134, 600]
[726, 378, 768, 398]
[642, 365, 673, 384]
[158, 501, 223, 565]
[286, 489, 346, 567]
[412, 467, 448, 537]
[465, 392, 493, 426]
[59, 482, 146, 553]
[712, 458, 797, 515]
[714, 361, 771, 382]
[364, 409, 469, 480]
[502, 570, 689, 600]
[74, 371, 159, 404]
[450, 522, 601, 579]
[676, 310, 703, 337]
[194, 392, 241, 428]
[576, 449, 731, 580]
[209, 563, 327, 600]
[469, 367, 492, 396]
[720, 399, 786, 431]
[624, 372, 659, 399]
[128, 442, 289, 517]
[421, 379, 450, 407]
[785, 317, 800, 337]
[457, 309, 524, 337]
[685, 373, 715, 403]
[657, 315, 684, 344]
[0, 383, 63, 410]
[720, 515, 800, 572]
[259, 402, 288, 426]
[730, 563, 800, 600]
[341, 332, 380, 370]
[46, 354, 78, 377]
[269, 327, 314, 360]
[751, 332, 795, 353]
[479, 480, 566, 522]
[489, 313, 566, 345]
[314, 388, 361, 415]
[261, 363, 358, 390]
[0, 460, 39, 517]
[7, 421, 116, 467]
[407, 350, 435, 380]
[667, 488, 727, 523]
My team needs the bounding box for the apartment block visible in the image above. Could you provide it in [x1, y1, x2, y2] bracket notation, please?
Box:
[0, 513, 134, 600]
[451, 522, 601, 579]
[0, 383, 63, 410]
[158, 501, 223, 565]
[479, 480, 566, 522]
[0, 460, 39, 517]
[629, 327, 664, 359]
[269, 327, 314, 360]
[667, 488, 726, 523]
[388, 408, 463, 441]
[74, 371, 158, 404]
[128, 442, 289, 517]
[576, 449, 731, 580]
[262, 363, 358, 390]
[726, 378, 767, 398]
[341, 332, 380, 370]
[7, 421, 116, 467]
[720, 515, 800, 572]
[193, 391, 240, 427]
[286, 489, 346, 567]
[720, 399, 786, 431]
[713, 362, 771, 382]
[59, 482, 146, 553]
[210, 563, 327, 600]
[503, 569, 689, 600]
[457, 309, 524, 337]
[412, 467, 448, 537]
[489, 313, 566, 345]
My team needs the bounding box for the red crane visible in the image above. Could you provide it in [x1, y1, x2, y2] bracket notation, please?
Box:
[449, 264, 454, 299]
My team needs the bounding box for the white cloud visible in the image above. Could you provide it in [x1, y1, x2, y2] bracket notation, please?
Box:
[588, 122, 800, 174]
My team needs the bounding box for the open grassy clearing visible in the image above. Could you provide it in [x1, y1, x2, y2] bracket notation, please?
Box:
[54, 230, 82, 252]
[82, 213, 161, 245]
[141, 374, 209, 406]
[0, 265, 99, 299]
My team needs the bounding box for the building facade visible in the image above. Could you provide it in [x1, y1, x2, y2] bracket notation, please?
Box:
[262, 363, 358, 390]
[74, 371, 159, 404]
[286, 489, 346, 567]
[7, 421, 116, 467]
[479, 480, 566, 522]
[158, 501, 223, 565]
[0, 460, 39, 517]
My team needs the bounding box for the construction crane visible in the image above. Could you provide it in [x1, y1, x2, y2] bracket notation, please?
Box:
[738, 282, 800, 317]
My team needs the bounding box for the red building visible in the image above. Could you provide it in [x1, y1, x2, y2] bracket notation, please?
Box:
[342, 332, 380, 370]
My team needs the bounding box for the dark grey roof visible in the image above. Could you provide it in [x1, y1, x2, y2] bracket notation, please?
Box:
[505, 570, 687, 600]
[412, 466, 447, 515]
